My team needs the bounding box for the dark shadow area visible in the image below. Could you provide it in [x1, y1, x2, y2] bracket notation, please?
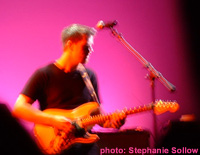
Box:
[0, 103, 43, 155]
[180, 0, 200, 119]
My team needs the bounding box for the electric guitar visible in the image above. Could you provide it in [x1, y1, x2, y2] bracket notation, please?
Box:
[34, 100, 179, 154]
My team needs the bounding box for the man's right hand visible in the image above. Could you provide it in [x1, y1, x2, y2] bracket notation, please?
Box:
[51, 115, 74, 132]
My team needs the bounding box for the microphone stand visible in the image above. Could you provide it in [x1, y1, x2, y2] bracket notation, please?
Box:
[109, 27, 176, 146]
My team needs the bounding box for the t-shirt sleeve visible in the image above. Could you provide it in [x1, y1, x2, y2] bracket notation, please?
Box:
[21, 69, 45, 102]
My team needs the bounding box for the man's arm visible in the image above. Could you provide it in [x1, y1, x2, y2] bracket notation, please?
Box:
[12, 94, 72, 132]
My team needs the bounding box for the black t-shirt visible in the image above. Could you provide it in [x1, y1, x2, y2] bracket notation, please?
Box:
[21, 63, 100, 111]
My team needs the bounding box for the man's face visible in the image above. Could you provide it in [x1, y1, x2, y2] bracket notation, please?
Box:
[72, 36, 94, 64]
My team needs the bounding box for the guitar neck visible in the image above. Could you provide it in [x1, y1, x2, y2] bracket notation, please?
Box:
[81, 104, 153, 127]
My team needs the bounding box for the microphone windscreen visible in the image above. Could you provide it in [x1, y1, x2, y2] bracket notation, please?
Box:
[96, 20, 105, 29]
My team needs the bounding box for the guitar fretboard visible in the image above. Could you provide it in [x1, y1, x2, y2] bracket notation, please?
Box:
[81, 104, 154, 127]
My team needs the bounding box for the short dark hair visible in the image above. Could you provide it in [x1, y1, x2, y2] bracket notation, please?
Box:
[61, 24, 96, 47]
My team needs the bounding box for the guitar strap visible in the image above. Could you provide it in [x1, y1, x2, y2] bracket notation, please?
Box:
[77, 63, 100, 105]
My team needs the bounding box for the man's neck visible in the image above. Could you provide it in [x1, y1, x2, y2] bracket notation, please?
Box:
[55, 54, 77, 73]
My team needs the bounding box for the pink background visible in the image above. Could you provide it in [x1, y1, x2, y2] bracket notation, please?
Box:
[0, 0, 199, 144]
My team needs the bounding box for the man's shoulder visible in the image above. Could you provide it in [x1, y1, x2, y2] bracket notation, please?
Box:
[30, 63, 55, 79]
[85, 67, 96, 75]
[85, 67, 98, 81]
[37, 62, 55, 73]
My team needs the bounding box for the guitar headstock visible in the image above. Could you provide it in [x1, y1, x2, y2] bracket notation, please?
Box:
[153, 100, 179, 115]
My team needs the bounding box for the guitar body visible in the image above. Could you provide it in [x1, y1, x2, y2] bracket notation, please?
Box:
[34, 102, 100, 154]
[33, 100, 179, 154]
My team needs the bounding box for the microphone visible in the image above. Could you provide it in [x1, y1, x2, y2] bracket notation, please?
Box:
[96, 20, 118, 29]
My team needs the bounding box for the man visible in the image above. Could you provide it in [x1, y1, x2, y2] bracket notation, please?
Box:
[13, 24, 126, 154]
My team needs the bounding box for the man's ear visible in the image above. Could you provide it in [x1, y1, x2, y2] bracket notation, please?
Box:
[63, 40, 73, 51]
